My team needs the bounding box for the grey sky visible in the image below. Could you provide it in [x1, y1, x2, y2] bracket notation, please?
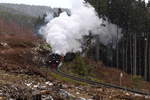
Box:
[0, 0, 84, 8]
[0, 0, 148, 8]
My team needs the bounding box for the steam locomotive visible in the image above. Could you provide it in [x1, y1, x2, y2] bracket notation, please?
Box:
[47, 53, 62, 69]
[47, 52, 75, 69]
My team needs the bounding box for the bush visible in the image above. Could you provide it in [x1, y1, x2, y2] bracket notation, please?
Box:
[132, 75, 143, 89]
[73, 56, 91, 76]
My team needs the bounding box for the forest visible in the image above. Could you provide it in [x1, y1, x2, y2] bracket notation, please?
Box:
[86, 0, 150, 81]
[1, 1, 150, 82]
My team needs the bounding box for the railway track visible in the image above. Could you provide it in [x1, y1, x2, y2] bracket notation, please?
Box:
[52, 68, 150, 96]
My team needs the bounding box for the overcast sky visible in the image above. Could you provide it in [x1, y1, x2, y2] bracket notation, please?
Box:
[0, 0, 84, 8]
[0, 0, 148, 8]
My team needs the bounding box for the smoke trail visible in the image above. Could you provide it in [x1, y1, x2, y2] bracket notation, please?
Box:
[39, 1, 121, 55]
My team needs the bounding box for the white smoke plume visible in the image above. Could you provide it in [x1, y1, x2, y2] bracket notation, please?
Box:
[39, 1, 121, 55]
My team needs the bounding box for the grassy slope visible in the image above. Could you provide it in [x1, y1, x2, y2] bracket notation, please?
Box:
[61, 57, 150, 93]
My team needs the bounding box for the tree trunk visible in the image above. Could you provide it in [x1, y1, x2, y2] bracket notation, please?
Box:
[149, 35, 150, 81]
[125, 35, 128, 72]
[122, 38, 126, 71]
[133, 33, 137, 75]
[116, 26, 119, 69]
[130, 33, 133, 74]
[138, 37, 142, 75]
[144, 33, 148, 80]
[96, 36, 100, 61]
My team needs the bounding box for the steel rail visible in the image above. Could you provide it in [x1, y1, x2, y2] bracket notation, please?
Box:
[52, 68, 150, 96]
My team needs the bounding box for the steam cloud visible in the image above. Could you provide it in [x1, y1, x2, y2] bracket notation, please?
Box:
[39, 1, 121, 55]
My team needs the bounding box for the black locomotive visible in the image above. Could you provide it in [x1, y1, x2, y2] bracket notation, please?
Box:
[47, 52, 76, 69]
[47, 53, 62, 69]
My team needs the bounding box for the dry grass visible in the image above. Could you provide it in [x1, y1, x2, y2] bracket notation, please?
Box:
[62, 58, 150, 93]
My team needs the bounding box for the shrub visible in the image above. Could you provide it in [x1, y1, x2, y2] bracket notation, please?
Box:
[132, 75, 143, 89]
[73, 56, 91, 76]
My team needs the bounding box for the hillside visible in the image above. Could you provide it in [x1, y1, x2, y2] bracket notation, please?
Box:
[0, 16, 149, 99]
[0, 5, 26, 16]
[0, 3, 70, 31]
[0, 3, 70, 18]
[0, 1, 150, 100]
[0, 4, 38, 31]
[0, 27, 149, 100]
[0, 12, 36, 30]
[0, 17, 34, 35]
[0, 3, 53, 17]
